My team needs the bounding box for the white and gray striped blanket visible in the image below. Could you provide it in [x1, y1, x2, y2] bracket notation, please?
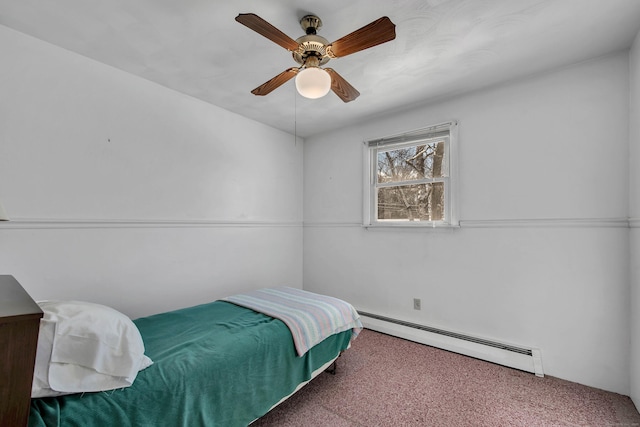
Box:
[224, 287, 362, 356]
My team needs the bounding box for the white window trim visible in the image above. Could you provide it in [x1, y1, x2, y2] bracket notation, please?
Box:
[363, 121, 459, 229]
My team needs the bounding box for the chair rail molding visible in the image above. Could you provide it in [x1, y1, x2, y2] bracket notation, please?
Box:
[0, 218, 302, 229]
[304, 217, 631, 229]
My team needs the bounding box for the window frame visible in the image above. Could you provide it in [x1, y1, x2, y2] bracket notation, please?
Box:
[363, 121, 459, 228]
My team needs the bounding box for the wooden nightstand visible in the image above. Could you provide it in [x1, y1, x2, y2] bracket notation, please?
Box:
[0, 275, 43, 427]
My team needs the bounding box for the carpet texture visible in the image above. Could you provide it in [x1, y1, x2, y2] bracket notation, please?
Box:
[253, 329, 640, 426]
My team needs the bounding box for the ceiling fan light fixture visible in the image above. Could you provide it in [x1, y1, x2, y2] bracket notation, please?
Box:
[295, 67, 331, 99]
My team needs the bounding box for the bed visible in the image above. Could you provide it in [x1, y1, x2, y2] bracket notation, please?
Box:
[28, 287, 362, 427]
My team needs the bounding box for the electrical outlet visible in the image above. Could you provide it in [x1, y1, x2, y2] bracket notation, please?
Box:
[413, 298, 421, 310]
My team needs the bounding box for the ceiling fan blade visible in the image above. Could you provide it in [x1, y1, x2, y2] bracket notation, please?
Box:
[326, 68, 360, 102]
[236, 13, 300, 52]
[251, 68, 299, 96]
[328, 16, 396, 58]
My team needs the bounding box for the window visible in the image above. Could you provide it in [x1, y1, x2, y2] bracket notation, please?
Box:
[364, 121, 458, 227]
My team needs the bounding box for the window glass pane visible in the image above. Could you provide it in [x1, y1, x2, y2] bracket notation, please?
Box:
[377, 182, 445, 221]
[377, 140, 446, 184]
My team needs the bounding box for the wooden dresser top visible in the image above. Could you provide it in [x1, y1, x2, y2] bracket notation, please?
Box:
[0, 275, 43, 320]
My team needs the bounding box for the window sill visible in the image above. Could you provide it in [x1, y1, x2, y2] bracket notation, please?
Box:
[363, 222, 460, 231]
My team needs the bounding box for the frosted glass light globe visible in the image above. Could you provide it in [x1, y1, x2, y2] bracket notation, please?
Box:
[295, 67, 331, 99]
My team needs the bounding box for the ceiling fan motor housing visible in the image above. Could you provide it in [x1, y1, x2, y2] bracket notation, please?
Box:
[293, 15, 331, 67]
[293, 35, 331, 66]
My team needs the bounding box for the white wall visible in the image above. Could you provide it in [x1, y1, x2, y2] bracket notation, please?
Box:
[0, 25, 303, 318]
[630, 29, 640, 408]
[304, 52, 631, 394]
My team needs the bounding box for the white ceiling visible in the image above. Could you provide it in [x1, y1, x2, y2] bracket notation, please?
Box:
[1, 0, 640, 137]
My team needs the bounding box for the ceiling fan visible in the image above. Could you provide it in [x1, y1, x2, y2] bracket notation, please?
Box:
[235, 13, 396, 102]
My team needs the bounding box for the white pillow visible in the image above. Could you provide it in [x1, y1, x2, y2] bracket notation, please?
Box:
[32, 300, 153, 398]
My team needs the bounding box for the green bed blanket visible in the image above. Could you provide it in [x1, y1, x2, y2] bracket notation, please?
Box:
[29, 300, 353, 427]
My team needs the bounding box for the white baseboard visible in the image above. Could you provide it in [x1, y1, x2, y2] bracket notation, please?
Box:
[360, 314, 544, 377]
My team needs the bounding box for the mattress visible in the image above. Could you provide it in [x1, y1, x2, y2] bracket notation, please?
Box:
[29, 300, 353, 427]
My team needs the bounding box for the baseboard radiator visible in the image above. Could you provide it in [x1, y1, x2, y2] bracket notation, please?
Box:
[358, 311, 544, 377]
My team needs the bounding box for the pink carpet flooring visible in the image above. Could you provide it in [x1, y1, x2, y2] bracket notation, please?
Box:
[254, 329, 640, 426]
